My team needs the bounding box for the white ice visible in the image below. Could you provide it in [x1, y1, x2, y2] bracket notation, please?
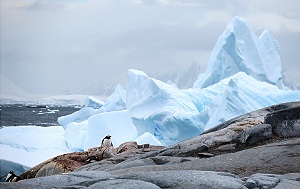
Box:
[135, 132, 163, 146]
[84, 110, 138, 150]
[193, 17, 285, 89]
[0, 126, 72, 168]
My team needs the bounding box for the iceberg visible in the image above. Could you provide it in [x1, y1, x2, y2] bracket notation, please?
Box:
[193, 17, 285, 89]
[58, 107, 98, 129]
[84, 110, 138, 150]
[84, 96, 104, 109]
[97, 84, 127, 113]
[126, 70, 300, 145]
[64, 121, 88, 151]
[126, 69, 207, 145]
[59, 16, 300, 149]
[0, 126, 72, 167]
[58, 85, 126, 128]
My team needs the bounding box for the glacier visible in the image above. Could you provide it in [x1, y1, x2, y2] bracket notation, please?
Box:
[57, 16, 300, 148]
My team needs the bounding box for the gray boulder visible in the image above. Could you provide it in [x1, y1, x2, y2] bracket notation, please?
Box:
[237, 124, 273, 145]
[265, 106, 300, 137]
[114, 170, 246, 189]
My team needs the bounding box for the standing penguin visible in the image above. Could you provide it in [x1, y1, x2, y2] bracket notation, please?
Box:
[6, 171, 20, 182]
[101, 135, 113, 147]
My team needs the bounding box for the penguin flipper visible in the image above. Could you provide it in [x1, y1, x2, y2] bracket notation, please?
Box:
[101, 138, 105, 147]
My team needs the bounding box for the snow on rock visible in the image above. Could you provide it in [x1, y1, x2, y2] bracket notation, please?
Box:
[135, 132, 163, 146]
[193, 17, 285, 89]
[84, 110, 138, 150]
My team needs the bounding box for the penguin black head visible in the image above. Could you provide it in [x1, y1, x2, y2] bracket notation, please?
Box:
[105, 135, 111, 139]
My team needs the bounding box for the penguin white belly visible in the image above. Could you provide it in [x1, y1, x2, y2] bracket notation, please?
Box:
[12, 177, 18, 182]
[102, 139, 111, 147]
[6, 173, 12, 182]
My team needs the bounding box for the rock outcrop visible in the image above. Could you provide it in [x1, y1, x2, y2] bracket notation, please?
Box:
[1, 101, 300, 189]
[17, 141, 164, 180]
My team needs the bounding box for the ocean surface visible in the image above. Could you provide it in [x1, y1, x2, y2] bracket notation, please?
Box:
[0, 104, 81, 127]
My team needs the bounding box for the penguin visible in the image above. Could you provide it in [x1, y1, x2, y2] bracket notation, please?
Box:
[5, 171, 20, 182]
[101, 135, 113, 147]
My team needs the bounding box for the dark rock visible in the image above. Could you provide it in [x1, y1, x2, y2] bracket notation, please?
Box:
[237, 124, 273, 145]
[156, 143, 209, 157]
[265, 106, 300, 137]
[244, 178, 257, 189]
[137, 144, 150, 149]
[150, 157, 171, 165]
[156, 144, 181, 156]
[175, 143, 208, 157]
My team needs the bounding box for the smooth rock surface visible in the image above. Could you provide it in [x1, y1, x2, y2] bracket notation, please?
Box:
[265, 106, 300, 137]
[237, 124, 273, 145]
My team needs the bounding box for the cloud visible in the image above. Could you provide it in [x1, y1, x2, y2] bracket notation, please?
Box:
[1, 0, 299, 95]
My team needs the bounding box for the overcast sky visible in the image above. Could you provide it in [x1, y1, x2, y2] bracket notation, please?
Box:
[1, 0, 300, 96]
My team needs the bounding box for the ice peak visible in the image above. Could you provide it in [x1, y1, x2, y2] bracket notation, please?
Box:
[194, 17, 285, 89]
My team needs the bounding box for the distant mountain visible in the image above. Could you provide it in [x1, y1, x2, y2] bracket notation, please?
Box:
[0, 74, 106, 106]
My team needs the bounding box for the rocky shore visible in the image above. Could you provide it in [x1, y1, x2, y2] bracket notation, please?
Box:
[1, 101, 300, 189]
